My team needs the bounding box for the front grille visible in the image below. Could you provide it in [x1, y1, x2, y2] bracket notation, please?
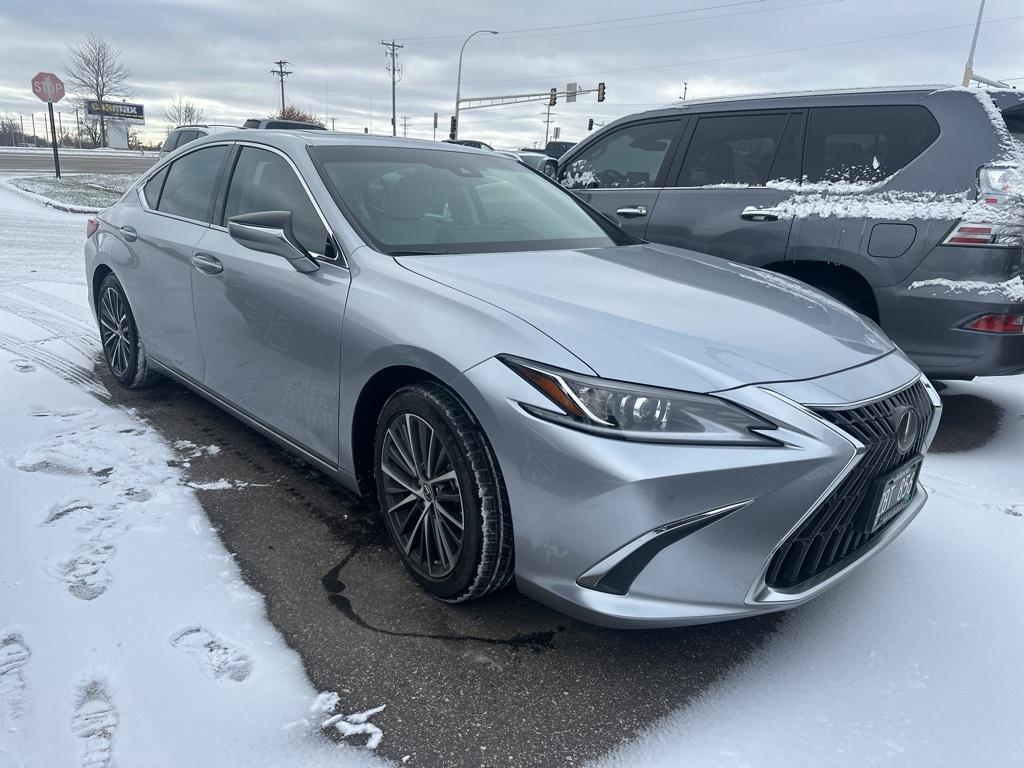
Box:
[765, 381, 934, 590]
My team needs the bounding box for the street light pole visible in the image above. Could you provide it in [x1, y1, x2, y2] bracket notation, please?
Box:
[962, 0, 986, 87]
[453, 29, 498, 140]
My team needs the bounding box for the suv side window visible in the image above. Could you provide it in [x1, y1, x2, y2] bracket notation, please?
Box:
[804, 105, 939, 184]
[222, 146, 330, 256]
[676, 112, 790, 186]
[174, 129, 200, 149]
[157, 145, 229, 222]
[559, 120, 680, 189]
[161, 131, 180, 153]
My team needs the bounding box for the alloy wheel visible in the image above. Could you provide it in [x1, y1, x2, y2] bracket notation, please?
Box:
[99, 285, 132, 379]
[380, 413, 465, 578]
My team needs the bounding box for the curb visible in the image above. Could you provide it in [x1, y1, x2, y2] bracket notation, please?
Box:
[0, 177, 104, 214]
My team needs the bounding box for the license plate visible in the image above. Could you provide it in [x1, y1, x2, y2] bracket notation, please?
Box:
[867, 457, 922, 534]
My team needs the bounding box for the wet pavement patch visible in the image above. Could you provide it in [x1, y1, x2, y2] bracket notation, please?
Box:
[930, 393, 1003, 454]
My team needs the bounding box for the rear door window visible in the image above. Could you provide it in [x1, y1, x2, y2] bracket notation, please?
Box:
[804, 105, 939, 184]
[174, 130, 200, 149]
[161, 131, 180, 153]
[223, 146, 329, 255]
[157, 145, 229, 222]
[676, 112, 791, 187]
[559, 120, 681, 189]
[143, 167, 168, 208]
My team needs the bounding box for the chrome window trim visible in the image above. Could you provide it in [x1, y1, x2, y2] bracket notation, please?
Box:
[136, 139, 347, 267]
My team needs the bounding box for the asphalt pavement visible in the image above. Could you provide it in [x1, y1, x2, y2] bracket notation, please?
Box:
[0, 150, 157, 174]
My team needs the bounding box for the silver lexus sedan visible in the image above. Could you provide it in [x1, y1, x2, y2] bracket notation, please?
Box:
[85, 131, 941, 627]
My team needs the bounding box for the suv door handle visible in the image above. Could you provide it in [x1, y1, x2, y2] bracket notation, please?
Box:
[740, 206, 782, 222]
[615, 205, 648, 218]
[191, 252, 223, 275]
[118, 225, 138, 242]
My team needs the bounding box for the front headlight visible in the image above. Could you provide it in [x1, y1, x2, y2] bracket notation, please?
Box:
[501, 356, 778, 445]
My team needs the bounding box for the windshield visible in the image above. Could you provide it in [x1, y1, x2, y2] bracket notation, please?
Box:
[309, 145, 627, 255]
[1003, 109, 1024, 145]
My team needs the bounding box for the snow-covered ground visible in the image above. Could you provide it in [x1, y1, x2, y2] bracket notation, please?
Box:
[0, 180, 387, 767]
[9, 174, 137, 210]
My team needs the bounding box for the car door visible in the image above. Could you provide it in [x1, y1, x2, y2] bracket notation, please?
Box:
[558, 118, 685, 237]
[190, 143, 349, 465]
[644, 110, 802, 266]
[128, 143, 231, 379]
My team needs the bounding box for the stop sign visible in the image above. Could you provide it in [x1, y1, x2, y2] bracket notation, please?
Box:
[32, 72, 65, 103]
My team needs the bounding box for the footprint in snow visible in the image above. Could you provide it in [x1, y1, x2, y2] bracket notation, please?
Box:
[171, 627, 253, 682]
[0, 632, 31, 724]
[71, 677, 118, 768]
[28, 406, 96, 422]
[56, 541, 116, 600]
[11, 359, 35, 373]
[42, 498, 94, 526]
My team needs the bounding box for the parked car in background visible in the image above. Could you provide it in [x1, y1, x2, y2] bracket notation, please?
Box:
[559, 86, 1024, 380]
[544, 140, 576, 158]
[160, 124, 237, 157]
[512, 149, 558, 178]
[86, 131, 940, 627]
[241, 118, 327, 131]
[443, 139, 493, 150]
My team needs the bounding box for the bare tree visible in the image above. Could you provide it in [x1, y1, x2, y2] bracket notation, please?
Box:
[164, 94, 205, 129]
[0, 114, 20, 147]
[273, 105, 324, 127]
[63, 33, 132, 147]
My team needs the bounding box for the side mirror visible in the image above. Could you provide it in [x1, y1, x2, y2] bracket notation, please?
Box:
[227, 210, 319, 273]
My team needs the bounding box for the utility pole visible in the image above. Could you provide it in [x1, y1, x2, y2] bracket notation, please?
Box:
[381, 39, 403, 137]
[271, 59, 292, 113]
[681, 82, 688, 100]
[57, 111, 63, 145]
[74, 109, 81, 148]
[962, 0, 986, 86]
[330, 117, 336, 131]
[401, 115, 410, 137]
[19, 115, 24, 146]
[31, 114, 37, 144]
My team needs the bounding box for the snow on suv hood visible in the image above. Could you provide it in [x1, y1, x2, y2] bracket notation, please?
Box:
[400, 244, 894, 393]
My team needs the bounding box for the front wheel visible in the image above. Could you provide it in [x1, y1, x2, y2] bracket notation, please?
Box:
[96, 273, 161, 388]
[373, 382, 514, 602]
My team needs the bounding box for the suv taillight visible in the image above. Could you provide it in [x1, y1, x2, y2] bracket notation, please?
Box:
[86, 218, 99, 239]
[942, 165, 1024, 248]
[962, 314, 1024, 334]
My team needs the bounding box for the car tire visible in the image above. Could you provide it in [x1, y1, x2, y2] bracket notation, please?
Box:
[96, 273, 161, 389]
[373, 381, 514, 602]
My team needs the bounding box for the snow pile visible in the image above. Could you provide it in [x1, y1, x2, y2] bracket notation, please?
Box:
[908, 275, 1024, 302]
[592, 375, 1024, 768]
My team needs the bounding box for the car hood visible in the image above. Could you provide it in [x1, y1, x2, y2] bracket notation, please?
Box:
[399, 244, 895, 393]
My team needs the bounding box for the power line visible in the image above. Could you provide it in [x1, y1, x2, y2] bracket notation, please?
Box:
[270, 59, 293, 112]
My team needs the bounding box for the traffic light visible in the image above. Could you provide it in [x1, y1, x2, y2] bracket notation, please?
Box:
[548, 88, 557, 107]
[449, 115, 457, 140]
[587, 118, 594, 131]
[597, 82, 606, 102]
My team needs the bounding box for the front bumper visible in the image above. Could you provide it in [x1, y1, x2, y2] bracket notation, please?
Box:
[457, 351, 940, 628]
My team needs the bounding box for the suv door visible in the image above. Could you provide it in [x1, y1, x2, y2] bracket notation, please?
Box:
[558, 118, 684, 237]
[644, 110, 802, 266]
[191, 144, 349, 464]
[128, 143, 230, 379]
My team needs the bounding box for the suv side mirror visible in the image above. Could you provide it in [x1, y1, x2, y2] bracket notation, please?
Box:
[227, 210, 319, 273]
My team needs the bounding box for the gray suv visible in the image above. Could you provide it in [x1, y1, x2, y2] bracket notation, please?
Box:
[559, 86, 1024, 379]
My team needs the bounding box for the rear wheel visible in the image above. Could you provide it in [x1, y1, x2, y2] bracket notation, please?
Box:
[373, 382, 514, 602]
[96, 273, 161, 388]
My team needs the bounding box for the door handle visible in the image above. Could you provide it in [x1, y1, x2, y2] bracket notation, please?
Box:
[191, 252, 223, 275]
[118, 225, 138, 242]
[740, 206, 782, 222]
[615, 205, 648, 218]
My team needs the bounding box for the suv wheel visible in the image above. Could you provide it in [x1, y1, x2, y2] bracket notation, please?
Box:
[373, 382, 514, 602]
[97, 273, 161, 388]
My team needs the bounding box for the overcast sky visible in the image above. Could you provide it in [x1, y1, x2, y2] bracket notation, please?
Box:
[2, 0, 1022, 148]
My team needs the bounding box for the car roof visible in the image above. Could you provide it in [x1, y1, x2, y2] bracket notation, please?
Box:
[183, 129, 515, 156]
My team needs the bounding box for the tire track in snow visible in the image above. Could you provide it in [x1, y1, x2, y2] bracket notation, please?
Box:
[0, 332, 108, 399]
[0, 294, 96, 358]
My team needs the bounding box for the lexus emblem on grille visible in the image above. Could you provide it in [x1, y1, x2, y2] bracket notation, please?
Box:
[893, 406, 920, 454]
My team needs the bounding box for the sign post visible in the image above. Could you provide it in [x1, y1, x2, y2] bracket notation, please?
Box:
[31, 72, 64, 179]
